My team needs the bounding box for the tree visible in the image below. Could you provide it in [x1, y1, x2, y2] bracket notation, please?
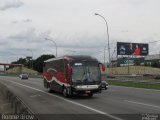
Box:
[10, 58, 28, 69]
[33, 54, 55, 73]
[12, 58, 27, 65]
[9, 54, 55, 72]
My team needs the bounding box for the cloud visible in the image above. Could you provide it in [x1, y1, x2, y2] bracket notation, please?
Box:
[12, 19, 32, 24]
[7, 28, 47, 49]
[121, 30, 129, 33]
[0, 41, 7, 45]
[8, 28, 36, 40]
[2, 26, 110, 62]
[0, 0, 160, 63]
[22, 19, 32, 23]
[0, 0, 23, 11]
[12, 20, 18, 24]
[0, 28, 50, 62]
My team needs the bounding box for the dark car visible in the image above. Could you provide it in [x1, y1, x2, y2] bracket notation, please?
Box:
[19, 74, 29, 79]
[101, 80, 109, 90]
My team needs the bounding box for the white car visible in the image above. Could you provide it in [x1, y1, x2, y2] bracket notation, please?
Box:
[19, 74, 29, 79]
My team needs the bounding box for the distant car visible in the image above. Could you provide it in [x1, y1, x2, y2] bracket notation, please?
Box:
[19, 74, 29, 79]
[101, 80, 108, 90]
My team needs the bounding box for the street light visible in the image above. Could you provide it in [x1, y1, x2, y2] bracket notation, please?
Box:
[45, 38, 57, 57]
[27, 49, 33, 69]
[95, 13, 111, 66]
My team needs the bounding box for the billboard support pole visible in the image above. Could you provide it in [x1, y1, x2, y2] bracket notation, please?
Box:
[128, 55, 130, 74]
[112, 57, 113, 74]
[116, 54, 118, 75]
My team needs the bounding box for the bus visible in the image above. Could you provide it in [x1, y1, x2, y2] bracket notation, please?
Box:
[43, 55, 105, 97]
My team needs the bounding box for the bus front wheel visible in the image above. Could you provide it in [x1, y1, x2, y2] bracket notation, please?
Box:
[47, 83, 53, 93]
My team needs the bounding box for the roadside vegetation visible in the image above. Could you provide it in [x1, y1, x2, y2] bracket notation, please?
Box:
[9, 54, 55, 73]
[102, 66, 160, 90]
[108, 81, 160, 90]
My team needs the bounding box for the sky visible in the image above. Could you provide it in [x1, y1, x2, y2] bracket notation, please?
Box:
[0, 0, 160, 63]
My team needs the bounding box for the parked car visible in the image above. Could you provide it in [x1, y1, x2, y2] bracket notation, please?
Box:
[101, 80, 109, 90]
[19, 74, 29, 79]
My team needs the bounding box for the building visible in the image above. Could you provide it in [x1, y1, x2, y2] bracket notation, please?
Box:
[145, 54, 160, 65]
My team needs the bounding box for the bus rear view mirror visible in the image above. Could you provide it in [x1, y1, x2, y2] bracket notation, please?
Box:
[102, 64, 106, 71]
[67, 64, 72, 75]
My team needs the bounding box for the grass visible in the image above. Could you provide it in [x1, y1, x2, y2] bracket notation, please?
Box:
[108, 81, 160, 90]
[0, 74, 18, 77]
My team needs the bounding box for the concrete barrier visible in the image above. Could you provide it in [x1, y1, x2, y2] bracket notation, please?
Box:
[0, 82, 38, 120]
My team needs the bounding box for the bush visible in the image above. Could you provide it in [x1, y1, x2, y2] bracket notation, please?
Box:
[151, 60, 160, 68]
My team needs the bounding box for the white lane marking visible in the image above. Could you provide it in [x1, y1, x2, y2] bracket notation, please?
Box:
[125, 100, 160, 110]
[111, 85, 160, 92]
[9, 81, 123, 120]
[30, 95, 41, 98]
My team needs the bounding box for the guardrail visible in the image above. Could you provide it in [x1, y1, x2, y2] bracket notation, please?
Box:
[0, 82, 38, 120]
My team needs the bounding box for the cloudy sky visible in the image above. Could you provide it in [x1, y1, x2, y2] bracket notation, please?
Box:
[0, 0, 160, 63]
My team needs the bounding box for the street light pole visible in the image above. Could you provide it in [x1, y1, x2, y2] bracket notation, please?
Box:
[27, 49, 33, 69]
[95, 13, 111, 66]
[45, 38, 57, 57]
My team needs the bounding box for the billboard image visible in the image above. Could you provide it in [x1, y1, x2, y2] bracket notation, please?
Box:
[117, 42, 148, 56]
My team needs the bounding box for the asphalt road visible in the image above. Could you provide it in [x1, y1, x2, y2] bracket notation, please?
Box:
[0, 76, 160, 120]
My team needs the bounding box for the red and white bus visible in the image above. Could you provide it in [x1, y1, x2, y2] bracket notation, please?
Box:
[43, 55, 105, 97]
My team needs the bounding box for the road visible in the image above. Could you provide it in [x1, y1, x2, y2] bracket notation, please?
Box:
[0, 76, 160, 120]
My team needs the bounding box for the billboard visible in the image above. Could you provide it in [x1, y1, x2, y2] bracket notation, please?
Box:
[117, 42, 148, 56]
[117, 57, 145, 66]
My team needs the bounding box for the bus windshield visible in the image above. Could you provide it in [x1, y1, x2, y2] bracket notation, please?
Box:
[88, 66, 100, 81]
[72, 66, 100, 82]
[72, 66, 85, 81]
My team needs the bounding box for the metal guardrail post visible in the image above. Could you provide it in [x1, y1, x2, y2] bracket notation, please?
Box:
[15, 101, 20, 114]
[11, 96, 16, 108]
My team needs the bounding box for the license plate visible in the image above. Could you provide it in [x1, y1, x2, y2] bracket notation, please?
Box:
[85, 91, 91, 93]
